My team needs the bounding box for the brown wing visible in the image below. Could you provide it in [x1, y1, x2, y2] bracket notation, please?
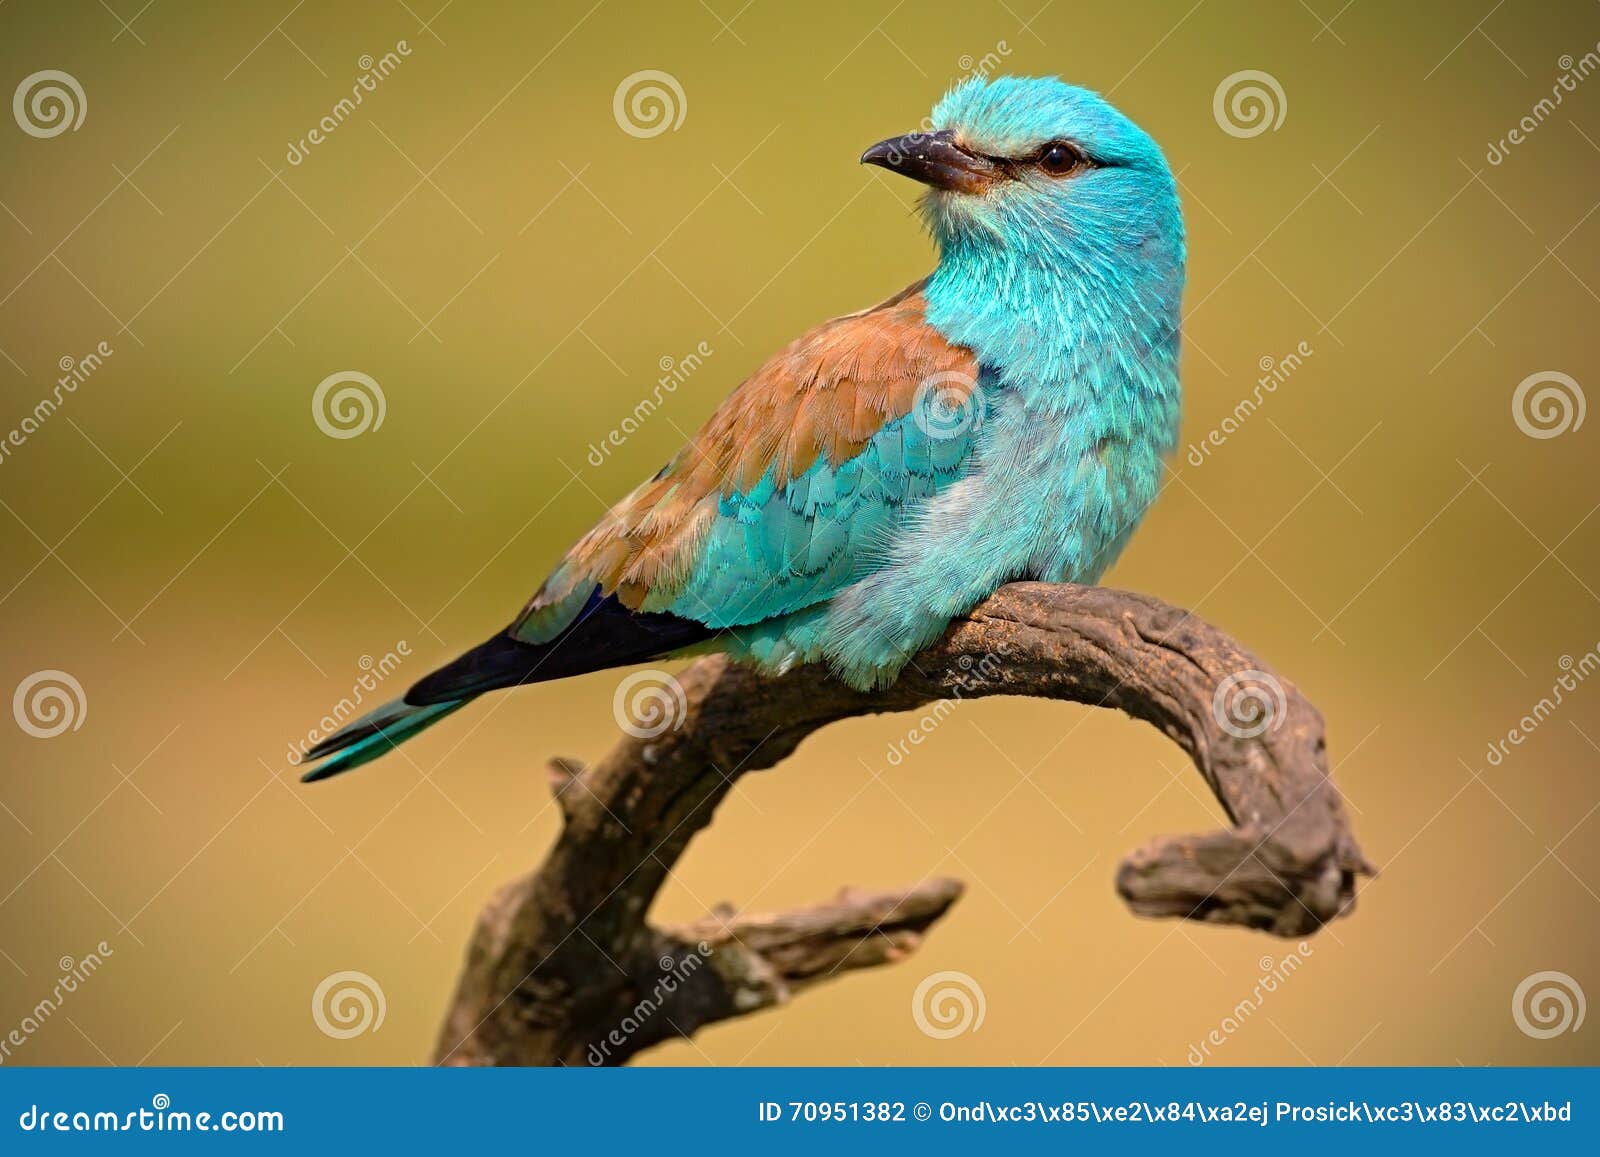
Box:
[515, 280, 978, 639]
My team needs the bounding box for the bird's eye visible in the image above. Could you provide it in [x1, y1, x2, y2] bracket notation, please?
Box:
[1037, 142, 1083, 175]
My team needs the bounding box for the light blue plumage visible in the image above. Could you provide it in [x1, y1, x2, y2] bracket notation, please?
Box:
[682, 77, 1183, 686]
[298, 76, 1183, 781]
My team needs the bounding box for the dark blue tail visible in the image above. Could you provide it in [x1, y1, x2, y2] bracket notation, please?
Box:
[297, 592, 713, 783]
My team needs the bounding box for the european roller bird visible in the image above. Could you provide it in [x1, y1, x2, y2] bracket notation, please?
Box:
[299, 76, 1184, 782]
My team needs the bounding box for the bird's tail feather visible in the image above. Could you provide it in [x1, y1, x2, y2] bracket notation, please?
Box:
[403, 594, 714, 705]
[298, 696, 470, 783]
[295, 592, 716, 783]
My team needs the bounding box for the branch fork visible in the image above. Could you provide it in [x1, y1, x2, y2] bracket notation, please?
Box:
[433, 583, 1371, 1066]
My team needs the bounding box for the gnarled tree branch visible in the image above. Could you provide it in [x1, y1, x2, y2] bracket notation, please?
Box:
[433, 582, 1371, 1067]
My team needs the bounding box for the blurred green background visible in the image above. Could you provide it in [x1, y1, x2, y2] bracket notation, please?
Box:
[1, 0, 1596, 1066]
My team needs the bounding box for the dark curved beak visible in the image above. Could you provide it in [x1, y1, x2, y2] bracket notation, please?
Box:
[860, 129, 994, 194]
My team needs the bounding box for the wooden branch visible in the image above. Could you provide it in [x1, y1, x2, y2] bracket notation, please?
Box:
[433, 582, 1371, 1066]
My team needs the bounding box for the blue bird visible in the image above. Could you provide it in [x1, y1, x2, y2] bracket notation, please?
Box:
[298, 75, 1184, 781]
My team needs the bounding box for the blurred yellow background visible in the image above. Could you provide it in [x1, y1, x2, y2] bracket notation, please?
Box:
[1, 0, 1597, 1067]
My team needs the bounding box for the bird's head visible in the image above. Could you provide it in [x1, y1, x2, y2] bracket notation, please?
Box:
[863, 76, 1181, 272]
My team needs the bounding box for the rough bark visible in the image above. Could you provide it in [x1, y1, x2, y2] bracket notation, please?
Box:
[433, 582, 1371, 1066]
